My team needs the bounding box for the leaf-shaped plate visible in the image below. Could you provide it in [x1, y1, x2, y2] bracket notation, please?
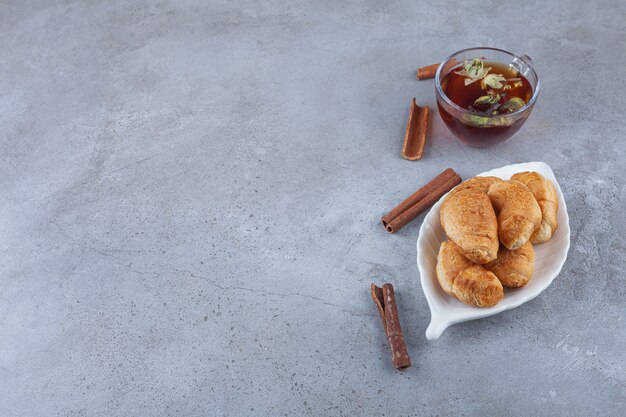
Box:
[417, 162, 570, 340]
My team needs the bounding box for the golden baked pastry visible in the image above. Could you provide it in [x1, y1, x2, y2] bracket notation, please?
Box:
[487, 180, 541, 250]
[440, 187, 499, 264]
[436, 241, 504, 307]
[484, 242, 534, 288]
[510, 171, 558, 243]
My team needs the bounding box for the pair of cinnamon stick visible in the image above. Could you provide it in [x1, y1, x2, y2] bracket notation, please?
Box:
[371, 283, 411, 370]
[381, 168, 461, 233]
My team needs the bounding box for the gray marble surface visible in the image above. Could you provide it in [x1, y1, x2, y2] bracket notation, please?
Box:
[1, 1, 625, 416]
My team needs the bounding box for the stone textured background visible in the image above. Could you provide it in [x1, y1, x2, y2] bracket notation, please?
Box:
[1, 0, 625, 415]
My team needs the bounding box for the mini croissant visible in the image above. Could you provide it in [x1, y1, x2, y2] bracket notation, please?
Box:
[436, 241, 503, 307]
[510, 171, 558, 243]
[440, 187, 499, 264]
[484, 242, 535, 288]
[487, 180, 541, 250]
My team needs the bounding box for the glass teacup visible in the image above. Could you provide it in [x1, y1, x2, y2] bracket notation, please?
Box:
[435, 47, 540, 148]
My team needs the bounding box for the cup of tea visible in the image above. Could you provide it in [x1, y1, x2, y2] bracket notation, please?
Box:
[435, 47, 540, 148]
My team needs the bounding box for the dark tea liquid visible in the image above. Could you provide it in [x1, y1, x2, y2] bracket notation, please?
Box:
[438, 61, 533, 147]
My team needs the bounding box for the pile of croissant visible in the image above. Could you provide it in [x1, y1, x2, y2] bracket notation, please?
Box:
[436, 171, 559, 307]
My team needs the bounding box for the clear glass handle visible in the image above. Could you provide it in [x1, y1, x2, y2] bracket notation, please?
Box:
[520, 54, 534, 65]
[512, 54, 533, 76]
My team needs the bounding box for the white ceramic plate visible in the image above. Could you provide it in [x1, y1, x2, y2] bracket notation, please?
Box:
[417, 162, 570, 340]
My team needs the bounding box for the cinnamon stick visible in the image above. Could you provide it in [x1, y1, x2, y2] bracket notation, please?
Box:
[382, 168, 461, 233]
[371, 283, 411, 370]
[416, 63, 440, 80]
[401, 98, 429, 161]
